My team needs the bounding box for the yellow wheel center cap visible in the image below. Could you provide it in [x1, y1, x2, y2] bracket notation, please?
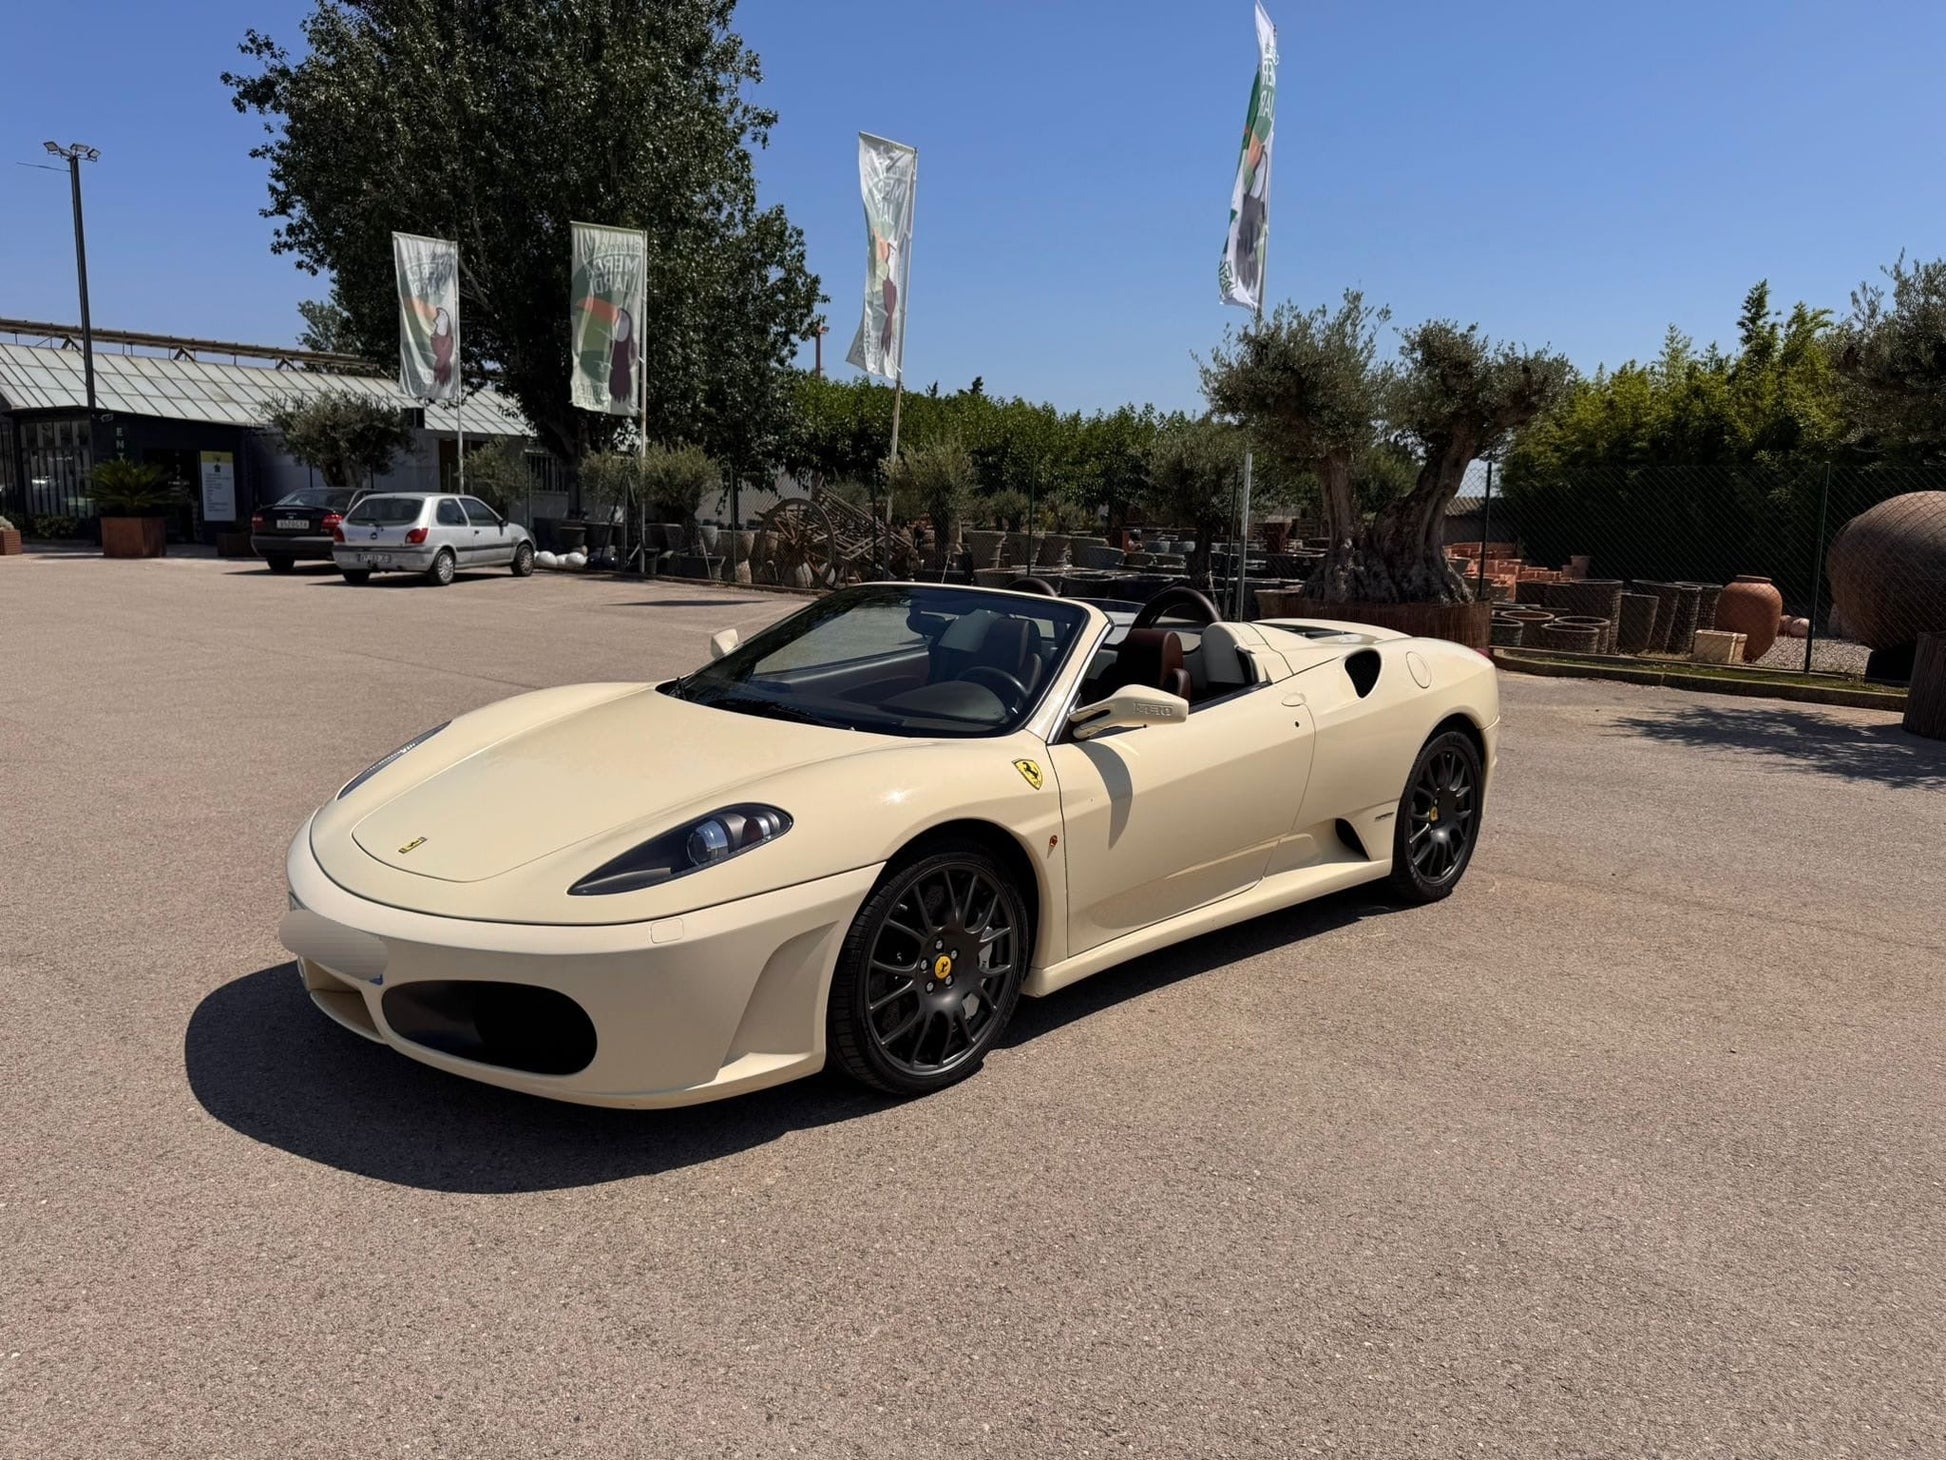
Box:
[1428, 806, 1440, 823]
[933, 954, 954, 980]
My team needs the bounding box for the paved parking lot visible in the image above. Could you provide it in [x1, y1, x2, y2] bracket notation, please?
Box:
[3, 551, 1943, 1458]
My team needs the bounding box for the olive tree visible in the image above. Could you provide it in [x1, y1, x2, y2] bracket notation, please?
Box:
[265, 391, 415, 489]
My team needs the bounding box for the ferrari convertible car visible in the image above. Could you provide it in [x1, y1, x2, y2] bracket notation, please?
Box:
[280, 582, 1498, 1106]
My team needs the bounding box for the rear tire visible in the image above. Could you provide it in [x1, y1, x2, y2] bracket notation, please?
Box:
[511, 541, 535, 577]
[340, 568, 371, 585]
[425, 548, 456, 587]
[1386, 728, 1483, 904]
[265, 554, 295, 574]
[828, 842, 1030, 1097]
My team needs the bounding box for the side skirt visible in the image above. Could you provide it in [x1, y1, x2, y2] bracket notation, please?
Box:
[1022, 857, 1392, 998]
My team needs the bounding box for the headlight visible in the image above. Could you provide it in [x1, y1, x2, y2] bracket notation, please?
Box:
[569, 805, 792, 896]
[336, 722, 449, 799]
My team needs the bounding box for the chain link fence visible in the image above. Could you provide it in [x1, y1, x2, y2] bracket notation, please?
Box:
[1455, 464, 1946, 680]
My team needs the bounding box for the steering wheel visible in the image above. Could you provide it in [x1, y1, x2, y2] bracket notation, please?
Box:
[1131, 584, 1223, 632]
[1006, 576, 1058, 596]
[958, 665, 1031, 716]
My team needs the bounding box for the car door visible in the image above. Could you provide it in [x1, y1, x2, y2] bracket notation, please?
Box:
[433, 497, 472, 564]
[461, 497, 510, 564]
[1047, 683, 1316, 957]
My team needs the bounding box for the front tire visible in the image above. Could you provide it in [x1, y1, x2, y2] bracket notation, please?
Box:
[511, 541, 535, 577]
[425, 548, 456, 587]
[339, 568, 371, 585]
[1386, 728, 1483, 904]
[828, 844, 1030, 1097]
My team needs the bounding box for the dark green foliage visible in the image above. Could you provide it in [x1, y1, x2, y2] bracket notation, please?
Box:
[265, 391, 416, 487]
[89, 460, 184, 515]
[1835, 255, 1946, 463]
[226, 0, 820, 470]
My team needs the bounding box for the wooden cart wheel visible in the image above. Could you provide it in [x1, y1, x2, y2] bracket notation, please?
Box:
[761, 497, 842, 589]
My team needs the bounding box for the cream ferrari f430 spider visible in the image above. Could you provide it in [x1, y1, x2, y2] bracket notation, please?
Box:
[280, 582, 1498, 1105]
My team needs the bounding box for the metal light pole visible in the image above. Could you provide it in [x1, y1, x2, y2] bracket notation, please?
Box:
[44, 142, 101, 414]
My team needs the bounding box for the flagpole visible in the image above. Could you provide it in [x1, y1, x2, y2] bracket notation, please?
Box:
[636, 228, 648, 575]
[880, 148, 916, 581]
[455, 393, 465, 496]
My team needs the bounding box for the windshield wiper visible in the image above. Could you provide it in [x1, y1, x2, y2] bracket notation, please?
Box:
[703, 691, 826, 726]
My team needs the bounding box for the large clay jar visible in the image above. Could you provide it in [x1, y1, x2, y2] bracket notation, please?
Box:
[1715, 575, 1784, 662]
[1826, 491, 1946, 650]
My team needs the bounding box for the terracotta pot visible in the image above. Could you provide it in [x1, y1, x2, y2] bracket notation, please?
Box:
[0, 528, 22, 556]
[1827, 493, 1946, 650]
[100, 515, 166, 559]
[1714, 575, 1784, 662]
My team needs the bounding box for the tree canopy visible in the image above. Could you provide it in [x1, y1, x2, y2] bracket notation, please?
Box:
[226, 0, 820, 470]
[264, 390, 416, 488]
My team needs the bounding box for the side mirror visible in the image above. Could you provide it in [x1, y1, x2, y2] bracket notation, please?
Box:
[1069, 684, 1189, 740]
[708, 628, 740, 661]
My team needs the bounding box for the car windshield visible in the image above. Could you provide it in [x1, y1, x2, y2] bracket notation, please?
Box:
[271, 488, 355, 511]
[345, 496, 426, 525]
[664, 585, 1092, 738]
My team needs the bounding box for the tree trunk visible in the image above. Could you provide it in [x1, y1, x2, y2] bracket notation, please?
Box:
[1905, 632, 1946, 741]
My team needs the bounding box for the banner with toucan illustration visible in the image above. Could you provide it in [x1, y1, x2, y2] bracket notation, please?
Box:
[392, 232, 461, 401]
[569, 222, 648, 416]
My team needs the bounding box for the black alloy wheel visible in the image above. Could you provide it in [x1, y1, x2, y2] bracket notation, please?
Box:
[1387, 729, 1483, 903]
[425, 548, 456, 587]
[829, 845, 1030, 1096]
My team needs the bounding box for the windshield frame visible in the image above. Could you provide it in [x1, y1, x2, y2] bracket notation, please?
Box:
[664, 584, 1096, 740]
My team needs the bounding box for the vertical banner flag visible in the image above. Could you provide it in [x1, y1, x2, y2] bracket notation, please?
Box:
[569, 222, 649, 415]
[1219, 3, 1278, 311]
[393, 232, 461, 400]
[846, 133, 918, 381]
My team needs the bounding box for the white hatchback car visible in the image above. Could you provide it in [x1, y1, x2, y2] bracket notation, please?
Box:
[332, 492, 536, 586]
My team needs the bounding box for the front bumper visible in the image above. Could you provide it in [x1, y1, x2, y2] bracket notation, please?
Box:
[280, 817, 881, 1107]
[332, 545, 437, 571]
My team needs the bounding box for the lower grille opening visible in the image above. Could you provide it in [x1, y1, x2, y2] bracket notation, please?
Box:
[380, 981, 597, 1077]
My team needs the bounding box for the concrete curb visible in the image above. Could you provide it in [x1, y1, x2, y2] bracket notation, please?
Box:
[1492, 649, 1909, 711]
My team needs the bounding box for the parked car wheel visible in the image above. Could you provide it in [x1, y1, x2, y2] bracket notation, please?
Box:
[265, 554, 295, 574]
[511, 541, 535, 577]
[425, 548, 457, 587]
[339, 568, 371, 585]
[826, 842, 1030, 1097]
[1386, 729, 1484, 904]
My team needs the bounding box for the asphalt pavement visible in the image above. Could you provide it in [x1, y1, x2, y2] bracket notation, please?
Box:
[2, 551, 1942, 1458]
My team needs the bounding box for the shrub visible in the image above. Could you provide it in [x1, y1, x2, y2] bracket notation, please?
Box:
[90, 460, 182, 515]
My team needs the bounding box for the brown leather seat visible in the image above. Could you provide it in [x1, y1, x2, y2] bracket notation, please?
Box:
[1101, 628, 1190, 700]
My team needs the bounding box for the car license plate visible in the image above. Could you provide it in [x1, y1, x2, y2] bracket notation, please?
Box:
[370, 554, 395, 568]
[277, 518, 307, 530]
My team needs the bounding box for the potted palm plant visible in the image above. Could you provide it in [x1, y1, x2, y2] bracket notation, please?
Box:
[92, 460, 182, 559]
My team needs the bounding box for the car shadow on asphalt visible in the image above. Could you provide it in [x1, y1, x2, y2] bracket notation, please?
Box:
[1611, 702, 1946, 789]
[184, 890, 1382, 1195]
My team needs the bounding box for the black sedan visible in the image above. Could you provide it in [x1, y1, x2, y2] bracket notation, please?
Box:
[251, 488, 363, 571]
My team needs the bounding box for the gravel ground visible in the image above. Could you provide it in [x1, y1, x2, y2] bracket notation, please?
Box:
[3, 552, 1943, 1459]
[1750, 633, 1873, 676]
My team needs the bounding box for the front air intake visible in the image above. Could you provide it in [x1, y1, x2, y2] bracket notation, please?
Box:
[381, 981, 597, 1076]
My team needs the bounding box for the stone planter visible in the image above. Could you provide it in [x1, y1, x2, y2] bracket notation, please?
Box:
[554, 522, 588, 555]
[973, 566, 1016, 588]
[1538, 620, 1600, 653]
[1667, 582, 1705, 657]
[1714, 575, 1784, 662]
[962, 529, 1006, 569]
[100, 515, 167, 559]
[1637, 582, 1684, 652]
[1034, 534, 1071, 569]
[694, 523, 720, 553]
[1694, 583, 1722, 632]
[1072, 543, 1124, 570]
[1490, 615, 1527, 648]
[1691, 629, 1747, 665]
[1616, 592, 1658, 654]
[1552, 614, 1614, 654]
[0, 527, 21, 555]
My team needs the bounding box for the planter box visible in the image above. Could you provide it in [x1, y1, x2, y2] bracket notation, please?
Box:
[101, 515, 167, 559]
[1691, 629, 1747, 665]
[216, 530, 254, 559]
[1260, 597, 1494, 653]
[0, 528, 22, 555]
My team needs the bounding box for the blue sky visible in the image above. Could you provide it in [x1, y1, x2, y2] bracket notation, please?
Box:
[4, 0, 1944, 413]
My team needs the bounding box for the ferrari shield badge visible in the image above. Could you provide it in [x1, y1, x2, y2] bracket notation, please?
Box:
[1013, 759, 1043, 790]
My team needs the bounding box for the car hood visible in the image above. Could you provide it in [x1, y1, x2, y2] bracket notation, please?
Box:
[342, 686, 870, 884]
